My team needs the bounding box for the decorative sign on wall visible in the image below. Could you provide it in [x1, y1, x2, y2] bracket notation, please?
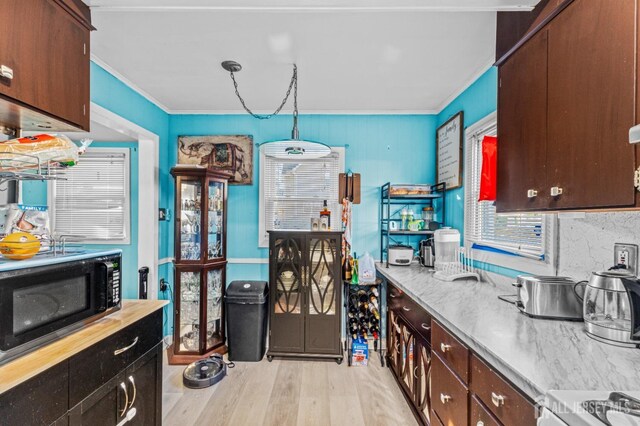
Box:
[436, 111, 464, 190]
[178, 135, 253, 185]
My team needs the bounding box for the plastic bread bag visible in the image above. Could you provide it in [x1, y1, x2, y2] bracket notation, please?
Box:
[359, 252, 376, 283]
[4, 204, 51, 251]
[0, 134, 92, 171]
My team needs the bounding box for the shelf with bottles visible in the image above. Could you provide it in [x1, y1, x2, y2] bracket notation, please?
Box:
[344, 282, 384, 367]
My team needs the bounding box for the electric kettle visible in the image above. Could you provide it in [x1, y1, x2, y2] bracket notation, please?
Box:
[579, 270, 640, 347]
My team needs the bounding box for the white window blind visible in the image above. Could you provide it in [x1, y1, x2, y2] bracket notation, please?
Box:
[464, 116, 547, 260]
[49, 148, 130, 242]
[259, 149, 343, 246]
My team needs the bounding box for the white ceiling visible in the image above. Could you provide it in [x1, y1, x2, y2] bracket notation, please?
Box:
[88, 1, 539, 113]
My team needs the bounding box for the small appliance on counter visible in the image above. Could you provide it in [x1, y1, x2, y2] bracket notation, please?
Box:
[579, 270, 640, 347]
[507, 275, 585, 321]
[0, 249, 122, 365]
[540, 390, 640, 425]
[388, 244, 414, 266]
[433, 227, 460, 269]
[418, 239, 434, 268]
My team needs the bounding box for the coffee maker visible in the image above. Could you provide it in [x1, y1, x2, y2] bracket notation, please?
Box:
[419, 239, 435, 268]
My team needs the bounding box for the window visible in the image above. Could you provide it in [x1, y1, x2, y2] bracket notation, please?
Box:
[464, 113, 556, 274]
[49, 148, 130, 243]
[259, 147, 344, 247]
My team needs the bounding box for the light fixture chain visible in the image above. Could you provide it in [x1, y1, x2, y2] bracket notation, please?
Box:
[228, 64, 297, 120]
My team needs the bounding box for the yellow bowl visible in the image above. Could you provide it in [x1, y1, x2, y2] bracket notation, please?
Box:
[0, 232, 41, 260]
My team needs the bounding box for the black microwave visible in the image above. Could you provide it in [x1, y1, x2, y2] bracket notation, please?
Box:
[0, 249, 122, 364]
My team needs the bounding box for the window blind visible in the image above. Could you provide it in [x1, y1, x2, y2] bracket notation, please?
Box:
[50, 149, 130, 241]
[464, 121, 546, 259]
[262, 151, 341, 234]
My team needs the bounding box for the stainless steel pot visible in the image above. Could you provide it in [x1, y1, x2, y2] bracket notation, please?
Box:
[512, 275, 585, 321]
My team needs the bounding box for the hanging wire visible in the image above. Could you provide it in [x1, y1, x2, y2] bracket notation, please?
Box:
[228, 64, 297, 120]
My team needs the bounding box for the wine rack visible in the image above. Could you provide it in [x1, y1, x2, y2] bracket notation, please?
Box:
[344, 279, 384, 367]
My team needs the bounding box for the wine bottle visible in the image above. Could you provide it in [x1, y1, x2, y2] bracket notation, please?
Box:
[320, 200, 331, 229]
[343, 257, 352, 281]
[357, 290, 368, 303]
[370, 325, 380, 340]
[348, 317, 358, 327]
[351, 253, 359, 284]
[369, 294, 379, 309]
[369, 304, 381, 320]
[371, 287, 379, 297]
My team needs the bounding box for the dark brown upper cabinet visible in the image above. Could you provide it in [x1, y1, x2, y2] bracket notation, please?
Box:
[0, 0, 93, 132]
[496, 0, 639, 212]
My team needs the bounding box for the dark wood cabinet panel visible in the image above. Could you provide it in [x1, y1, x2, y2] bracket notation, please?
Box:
[546, 0, 636, 209]
[0, 0, 91, 131]
[431, 354, 469, 426]
[68, 372, 126, 426]
[432, 321, 470, 384]
[496, 30, 550, 212]
[470, 396, 502, 426]
[268, 231, 343, 361]
[126, 344, 163, 426]
[497, 0, 639, 212]
[0, 360, 68, 426]
[470, 354, 537, 426]
[69, 309, 162, 407]
[414, 336, 432, 426]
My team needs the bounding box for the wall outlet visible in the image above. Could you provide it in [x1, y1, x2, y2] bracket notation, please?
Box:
[614, 243, 638, 275]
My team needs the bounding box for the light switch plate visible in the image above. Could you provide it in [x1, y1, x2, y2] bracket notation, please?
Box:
[614, 243, 638, 275]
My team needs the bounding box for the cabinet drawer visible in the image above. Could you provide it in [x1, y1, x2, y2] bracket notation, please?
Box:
[431, 353, 468, 426]
[471, 395, 501, 426]
[470, 354, 536, 426]
[69, 310, 163, 406]
[387, 281, 432, 341]
[432, 321, 470, 383]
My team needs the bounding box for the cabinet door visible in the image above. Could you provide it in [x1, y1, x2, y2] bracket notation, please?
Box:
[496, 29, 550, 212]
[125, 345, 162, 426]
[398, 319, 417, 399]
[206, 178, 226, 262]
[305, 234, 341, 354]
[415, 336, 432, 426]
[204, 266, 225, 352]
[176, 178, 204, 263]
[69, 372, 127, 426]
[0, 0, 89, 129]
[174, 267, 203, 354]
[547, 0, 636, 209]
[269, 234, 305, 353]
[387, 309, 402, 375]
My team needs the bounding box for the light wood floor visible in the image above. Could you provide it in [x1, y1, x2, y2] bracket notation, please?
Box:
[162, 352, 418, 426]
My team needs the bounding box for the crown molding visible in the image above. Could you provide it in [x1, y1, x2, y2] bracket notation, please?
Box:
[168, 109, 438, 115]
[90, 54, 171, 114]
[434, 57, 496, 115]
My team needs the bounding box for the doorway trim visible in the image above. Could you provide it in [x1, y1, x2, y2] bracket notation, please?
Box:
[89, 103, 160, 299]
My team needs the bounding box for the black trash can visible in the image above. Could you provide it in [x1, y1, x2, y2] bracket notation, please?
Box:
[225, 280, 269, 362]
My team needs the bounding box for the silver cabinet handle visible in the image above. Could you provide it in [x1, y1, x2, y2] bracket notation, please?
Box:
[402, 306, 411, 312]
[491, 392, 505, 407]
[414, 366, 419, 379]
[550, 186, 563, 197]
[440, 393, 451, 404]
[527, 189, 538, 198]
[119, 382, 129, 417]
[420, 323, 431, 331]
[440, 343, 452, 353]
[114, 337, 139, 356]
[128, 376, 137, 408]
[0, 65, 13, 80]
[477, 422, 485, 426]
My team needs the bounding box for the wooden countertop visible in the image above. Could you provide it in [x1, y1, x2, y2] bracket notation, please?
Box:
[0, 299, 167, 395]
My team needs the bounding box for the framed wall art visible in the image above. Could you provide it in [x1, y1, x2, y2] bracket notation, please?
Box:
[436, 111, 464, 190]
[178, 135, 253, 185]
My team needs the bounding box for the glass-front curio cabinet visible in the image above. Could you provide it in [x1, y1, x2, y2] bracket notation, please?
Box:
[169, 166, 230, 364]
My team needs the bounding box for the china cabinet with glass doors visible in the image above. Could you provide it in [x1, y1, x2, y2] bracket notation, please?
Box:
[267, 230, 344, 363]
[169, 166, 230, 364]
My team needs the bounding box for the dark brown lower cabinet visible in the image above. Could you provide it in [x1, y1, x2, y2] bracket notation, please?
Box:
[385, 290, 432, 425]
[0, 310, 163, 426]
[431, 354, 469, 426]
[471, 396, 501, 426]
[267, 231, 343, 362]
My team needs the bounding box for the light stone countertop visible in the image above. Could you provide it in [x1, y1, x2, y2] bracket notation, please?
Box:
[376, 263, 640, 401]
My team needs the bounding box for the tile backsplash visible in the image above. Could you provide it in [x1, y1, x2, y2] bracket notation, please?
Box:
[557, 212, 640, 280]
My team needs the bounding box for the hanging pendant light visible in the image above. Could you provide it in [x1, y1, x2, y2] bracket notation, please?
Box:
[221, 60, 331, 159]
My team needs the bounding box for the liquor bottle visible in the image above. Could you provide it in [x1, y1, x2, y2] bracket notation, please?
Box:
[369, 294, 379, 309]
[369, 304, 381, 320]
[351, 253, 359, 284]
[320, 200, 331, 229]
[370, 325, 380, 340]
[343, 256, 352, 281]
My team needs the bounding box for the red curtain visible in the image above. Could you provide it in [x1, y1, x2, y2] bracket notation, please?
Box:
[478, 135, 497, 202]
